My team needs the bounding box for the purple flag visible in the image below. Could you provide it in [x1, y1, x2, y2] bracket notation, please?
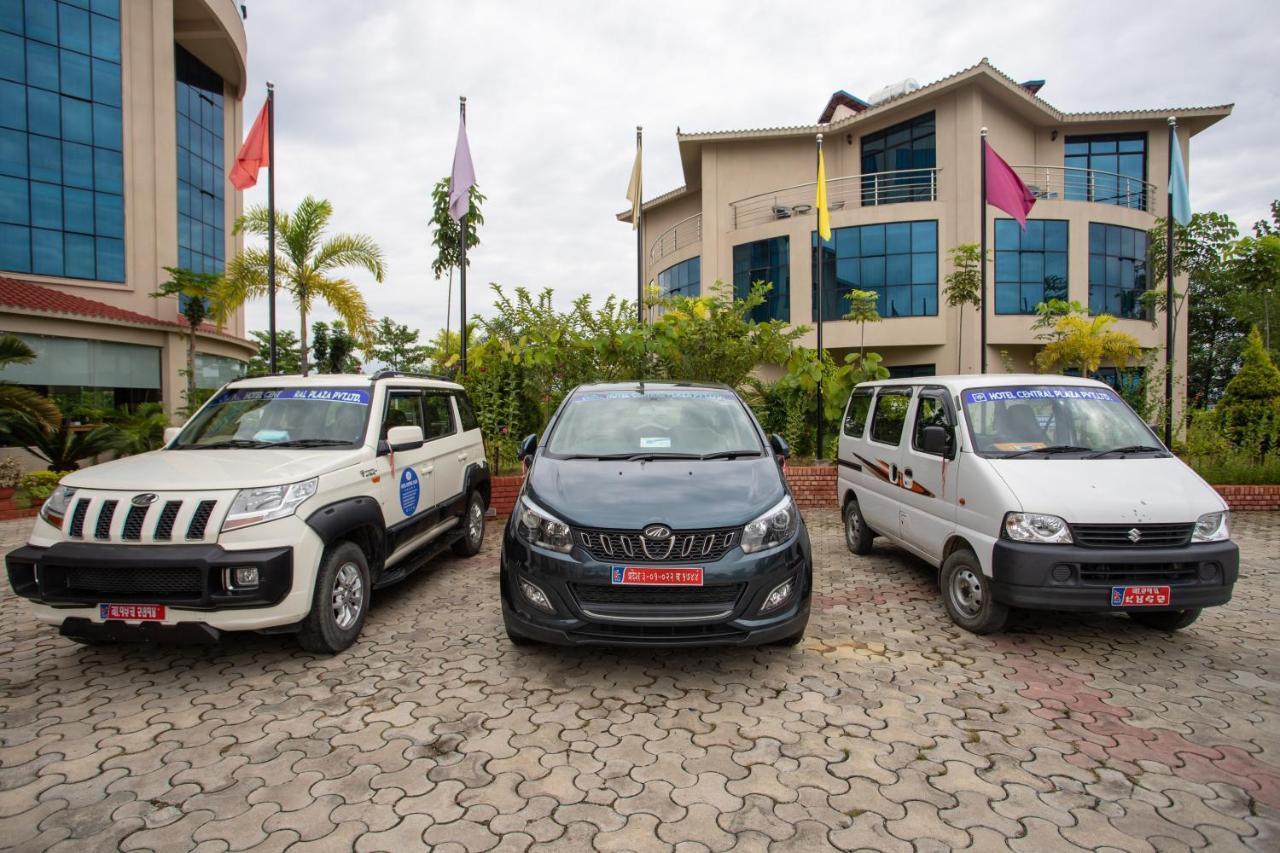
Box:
[448, 113, 476, 222]
[985, 142, 1036, 228]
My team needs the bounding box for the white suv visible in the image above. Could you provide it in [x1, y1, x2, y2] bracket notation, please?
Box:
[5, 371, 490, 653]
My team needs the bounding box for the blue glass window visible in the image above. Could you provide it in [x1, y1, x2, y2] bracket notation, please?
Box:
[175, 45, 225, 281]
[1064, 133, 1147, 209]
[656, 256, 700, 299]
[733, 236, 789, 322]
[812, 220, 937, 320]
[994, 219, 1068, 314]
[1089, 222, 1149, 319]
[860, 112, 935, 205]
[0, 0, 123, 280]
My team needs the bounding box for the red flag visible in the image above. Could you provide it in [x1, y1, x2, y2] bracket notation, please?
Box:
[229, 101, 270, 190]
[984, 142, 1035, 228]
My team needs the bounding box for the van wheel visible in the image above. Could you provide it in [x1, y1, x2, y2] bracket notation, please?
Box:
[941, 550, 1009, 634]
[1129, 609, 1201, 631]
[452, 491, 485, 557]
[844, 499, 874, 555]
[298, 542, 370, 654]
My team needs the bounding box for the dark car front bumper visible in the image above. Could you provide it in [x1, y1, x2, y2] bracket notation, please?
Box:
[500, 522, 812, 647]
[991, 539, 1238, 611]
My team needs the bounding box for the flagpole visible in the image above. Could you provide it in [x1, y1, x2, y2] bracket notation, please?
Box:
[636, 126, 644, 325]
[459, 96, 468, 378]
[266, 82, 277, 374]
[1165, 117, 1176, 447]
[979, 127, 988, 375]
[815, 133, 825, 461]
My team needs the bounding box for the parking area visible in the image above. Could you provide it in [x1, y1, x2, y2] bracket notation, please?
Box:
[0, 509, 1277, 852]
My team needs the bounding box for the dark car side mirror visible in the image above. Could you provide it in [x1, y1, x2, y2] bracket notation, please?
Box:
[517, 433, 538, 462]
[919, 423, 953, 457]
[769, 433, 791, 459]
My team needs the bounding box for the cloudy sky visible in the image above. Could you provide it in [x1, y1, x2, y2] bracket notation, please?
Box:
[235, 0, 1280, 340]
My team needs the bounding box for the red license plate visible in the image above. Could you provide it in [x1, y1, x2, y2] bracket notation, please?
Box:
[611, 566, 703, 586]
[99, 603, 166, 621]
[1111, 586, 1170, 607]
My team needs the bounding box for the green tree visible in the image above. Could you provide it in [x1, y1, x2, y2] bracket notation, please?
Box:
[943, 244, 983, 373]
[1213, 327, 1280, 457]
[0, 335, 61, 430]
[372, 317, 431, 372]
[224, 196, 385, 374]
[246, 329, 302, 376]
[426, 328, 463, 374]
[310, 321, 361, 374]
[1230, 233, 1280, 354]
[429, 176, 486, 339]
[152, 266, 227, 410]
[842, 289, 881, 359]
[0, 419, 123, 471]
[1033, 305, 1143, 378]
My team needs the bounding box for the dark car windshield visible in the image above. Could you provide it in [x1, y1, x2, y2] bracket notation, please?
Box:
[546, 388, 763, 458]
[961, 385, 1160, 458]
[173, 387, 371, 449]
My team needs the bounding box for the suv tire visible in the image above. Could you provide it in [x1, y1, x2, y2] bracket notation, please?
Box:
[1129, 609, 1201, 631]
[298, 541, 370, 654]
[940, 550, 1009, 634]
[452, 491, 485, 557]
[844, 499, 874, 555]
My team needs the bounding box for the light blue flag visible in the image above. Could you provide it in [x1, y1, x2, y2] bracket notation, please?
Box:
[1169, 128, 1191, 226]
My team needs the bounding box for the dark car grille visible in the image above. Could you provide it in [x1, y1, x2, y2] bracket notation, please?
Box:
[1078, 563, 1199, 585]
[568, 622, 749, 644]
[572, 583, 744, 607]
[65, 566, 204, 597]
[1071, 523, 1194, 548]
[576, 527, 738, 563]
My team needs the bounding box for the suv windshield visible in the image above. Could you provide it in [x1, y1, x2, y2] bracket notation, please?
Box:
[546, 388, 763, 458]
[174, 387, 372, 449]
[961, 385, 1161, 458]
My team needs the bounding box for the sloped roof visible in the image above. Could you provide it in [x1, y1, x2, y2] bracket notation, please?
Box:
[817, 90, 870, 124]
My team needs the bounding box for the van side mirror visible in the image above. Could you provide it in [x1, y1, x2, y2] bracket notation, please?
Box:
[517, 433, 538, 462]
[163, 427, 182, 446]
[384, 425, 424, 452]
[769, 433, 791, 459]
[919, 423, 953, 456]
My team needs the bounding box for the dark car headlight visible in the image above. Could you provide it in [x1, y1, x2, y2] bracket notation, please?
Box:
[516, 495, 573, 553]
[741, 495, 799, 554]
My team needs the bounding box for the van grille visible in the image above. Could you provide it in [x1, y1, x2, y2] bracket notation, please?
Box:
[1071, 523, 1194, 548]
[576, 528, 738, 563]
[1078, 563, 1199, 585]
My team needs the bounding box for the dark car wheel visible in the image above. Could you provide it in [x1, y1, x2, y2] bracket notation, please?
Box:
[1129, 609, 1201, 631]
[298, 541, 370, 654]
[940, 550, 1009, 634]
[452, 491, 485, 557]
[844, 499, 874, 555]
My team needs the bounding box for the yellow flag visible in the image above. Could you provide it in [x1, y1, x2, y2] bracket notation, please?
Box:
[626, 144, 642, 231]
[816, 142, 831, 241]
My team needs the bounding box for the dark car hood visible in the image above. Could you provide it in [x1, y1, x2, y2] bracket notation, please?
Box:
[526, 456, 787, 530]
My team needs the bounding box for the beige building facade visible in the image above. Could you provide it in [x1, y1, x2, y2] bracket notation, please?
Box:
[0, 0, 254, 422]
[626, 60, 1231, 409]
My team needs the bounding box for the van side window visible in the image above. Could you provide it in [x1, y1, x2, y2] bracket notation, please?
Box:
[912, 393, 952, 454]
[422, 392, 457, 440]
[869, 389, 912, 445]
[844, 389, 874, 437]
[382, 390, 424, 438]
[455, 392, 480, 431]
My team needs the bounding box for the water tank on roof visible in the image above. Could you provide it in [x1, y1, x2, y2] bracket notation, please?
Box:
[868, 78, 920, 104]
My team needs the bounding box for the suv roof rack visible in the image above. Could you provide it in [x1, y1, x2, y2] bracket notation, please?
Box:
[369, 369, 456, 383]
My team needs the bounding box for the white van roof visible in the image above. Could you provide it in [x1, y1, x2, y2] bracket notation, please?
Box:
[856, 373, 1114, 393]
[226, 373, 463, 391]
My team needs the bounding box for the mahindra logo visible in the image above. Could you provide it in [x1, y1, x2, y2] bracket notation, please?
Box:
[641, 525, 674, 560]
[643, 525, 672, 540]
[1127, 528, 1142, 543]
[131, 493, 158, 507]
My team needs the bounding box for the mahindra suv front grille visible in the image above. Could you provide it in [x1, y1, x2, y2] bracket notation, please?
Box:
[63, 495, 225, 543]
[576, 527, 739, 563]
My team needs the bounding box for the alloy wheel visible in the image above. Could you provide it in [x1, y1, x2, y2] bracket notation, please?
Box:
[331, 562, 364, 630]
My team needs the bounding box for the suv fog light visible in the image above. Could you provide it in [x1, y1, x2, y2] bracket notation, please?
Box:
[759, 578, 794, 614]
[1198, 562, 1219, 582]
[520, 579, 554, 613]
[224, 566, 259, 590]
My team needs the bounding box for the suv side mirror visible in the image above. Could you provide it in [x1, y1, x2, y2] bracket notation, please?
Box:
[517, 433, 538, 462]
[163, 427, 182, 446]
[919, 423, 953, 456]
[769, 433, 791, 459]
[385, 425, 424, 452]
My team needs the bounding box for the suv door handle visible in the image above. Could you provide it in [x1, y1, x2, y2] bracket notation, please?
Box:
[421, 465, 434, 475]
[903, 467, 913, 479]
[457, 452, 468, 461]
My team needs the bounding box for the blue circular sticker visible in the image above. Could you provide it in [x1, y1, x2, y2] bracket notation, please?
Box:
[399, 468, 420, 516]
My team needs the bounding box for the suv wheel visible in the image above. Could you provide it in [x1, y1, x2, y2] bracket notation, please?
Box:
[452, 491, 485, 557]
[844, 499, 874, 555]
[940, 550, 1009, 634]
[1129, 609, 1201, 631]
[298, 542, 370, 654]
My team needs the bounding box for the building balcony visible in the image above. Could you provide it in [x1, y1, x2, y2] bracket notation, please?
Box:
[728, 168, 939, 230]
[649, 213, 703, 265]
[1012, 165, 1156, 214]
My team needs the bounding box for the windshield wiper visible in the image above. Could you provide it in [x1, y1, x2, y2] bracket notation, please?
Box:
[178, 438, 268, 450]
[1001, 445, 1093, 458]
[270, 438, 356, 448]
[700, 449, 763, 460]
[626, 452, 702, 461]
[1087, 445, 1169, 458]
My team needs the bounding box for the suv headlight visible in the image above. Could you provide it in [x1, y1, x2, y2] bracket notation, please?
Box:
[516, 495, 572, 553]
[1003, 512, 1072, 544]
[1192, 511, 1229, 542]
[39, 484, 75, 530]
[741, 495, 799, 554]
[222, 478, 318, 531]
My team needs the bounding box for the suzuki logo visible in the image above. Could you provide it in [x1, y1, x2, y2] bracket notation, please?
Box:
[641, 525, 674, 560]
[1127, 528, 1142, 543]
[131, 493, 158, 507]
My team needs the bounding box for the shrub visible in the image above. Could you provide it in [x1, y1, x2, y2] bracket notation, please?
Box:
[16, 470, 61, 504]
[1183, 407, 1280, 485]
[0, 456, 20, 489]
[1213, 327, 1280, 457]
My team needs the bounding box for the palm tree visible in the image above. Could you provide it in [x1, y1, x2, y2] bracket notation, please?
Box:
[224, 196, 386, 375]
[152, 266, 227, 410]
[0, 335, 61, 430]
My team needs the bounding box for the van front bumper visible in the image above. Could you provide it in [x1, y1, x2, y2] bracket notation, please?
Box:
[990, 539, 1239, 611]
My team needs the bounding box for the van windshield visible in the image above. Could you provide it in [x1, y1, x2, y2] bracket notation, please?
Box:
[960, 385, 1162, 458]
[546, 388, 763, 459]
[173, 387, 372, 449]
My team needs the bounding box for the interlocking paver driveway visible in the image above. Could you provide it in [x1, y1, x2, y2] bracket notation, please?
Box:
[1, 510, 1277, 852]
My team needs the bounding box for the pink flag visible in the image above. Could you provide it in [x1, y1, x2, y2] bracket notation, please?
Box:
[985, 142, 1036, 228]
[448, 113, 476, 222]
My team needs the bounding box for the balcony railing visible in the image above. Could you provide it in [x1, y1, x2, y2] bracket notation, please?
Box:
[729, 168, 938, 230]
[648, 213, 703, 264]
[1013, 165, 1155, 214]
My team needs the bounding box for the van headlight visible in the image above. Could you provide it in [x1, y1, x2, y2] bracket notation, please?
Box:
[1192, 511, 1229, 542]
[1003, 512, 1072, 544]
[39, 485, 75, 530]
[741, 495, 799, 554]
[516, 495, 573, 553]
[222, 478, 318, 531]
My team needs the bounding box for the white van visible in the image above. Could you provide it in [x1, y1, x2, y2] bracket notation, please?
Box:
[836, 374, 1238, 634]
